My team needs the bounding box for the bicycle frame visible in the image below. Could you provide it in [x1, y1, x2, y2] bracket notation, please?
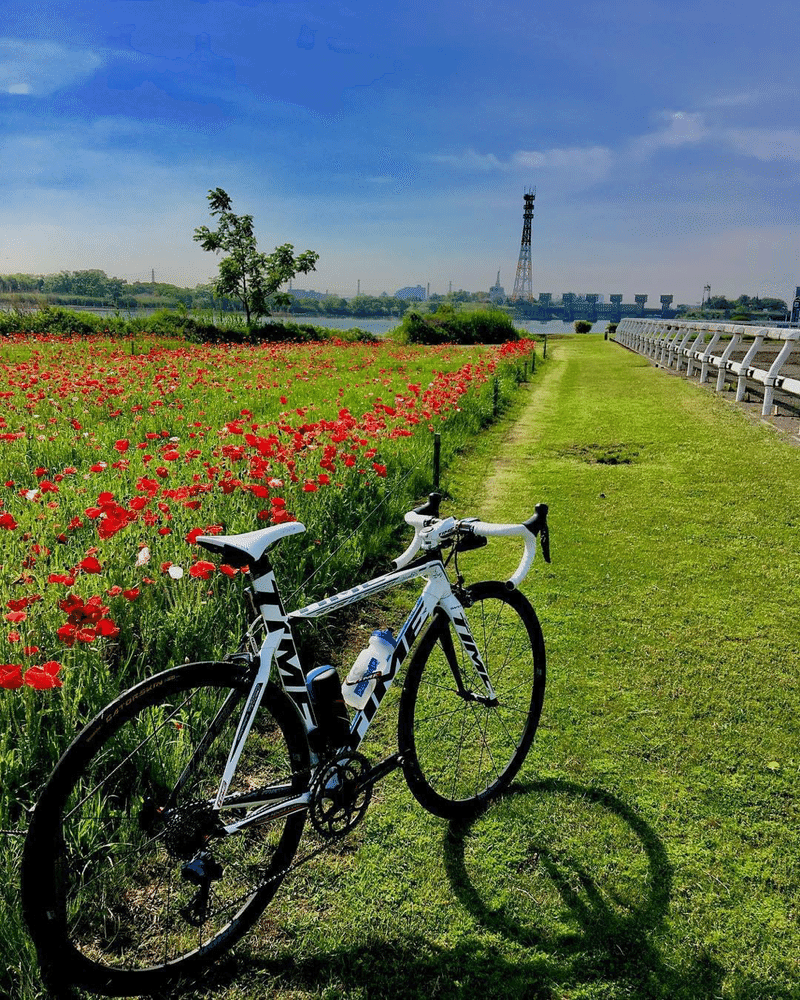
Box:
[212, 552, 494, 835]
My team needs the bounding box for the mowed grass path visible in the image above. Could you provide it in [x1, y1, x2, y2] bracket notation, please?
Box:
[17, 335, 799, 1000]
[439, 334, 799, 999]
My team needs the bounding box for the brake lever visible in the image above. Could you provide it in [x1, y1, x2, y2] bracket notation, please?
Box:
[524, 503, 551, 563]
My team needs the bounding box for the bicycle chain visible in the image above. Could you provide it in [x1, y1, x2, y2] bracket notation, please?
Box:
[199, 778, 351, 923]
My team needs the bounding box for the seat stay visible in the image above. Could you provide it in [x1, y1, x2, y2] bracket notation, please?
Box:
[213, 630, 280, 810]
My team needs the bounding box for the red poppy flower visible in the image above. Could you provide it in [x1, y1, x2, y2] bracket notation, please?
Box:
[271, 508, 295, 524]
[96, 618, 120, 638]
[189, 561, 215, 580]
[122, 588, 140, 601]
[0, 665, 23, 690]
[79, 556, 102, 574]
[23, 661, 62, 689]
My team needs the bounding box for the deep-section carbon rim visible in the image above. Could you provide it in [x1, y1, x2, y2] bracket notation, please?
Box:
[399, 582, 545, 819]
[22, 663, 309, 995]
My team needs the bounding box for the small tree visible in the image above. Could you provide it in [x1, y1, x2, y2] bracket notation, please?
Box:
[193, 188, 319, 324]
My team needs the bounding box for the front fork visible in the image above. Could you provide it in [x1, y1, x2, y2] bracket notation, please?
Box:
[437, 592, 499, 704]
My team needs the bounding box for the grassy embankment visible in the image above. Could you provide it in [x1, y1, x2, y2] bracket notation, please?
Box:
[6, 333, 800, 999]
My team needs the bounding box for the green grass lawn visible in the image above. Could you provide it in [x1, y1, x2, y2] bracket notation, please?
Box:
[9, 333, 799, 999]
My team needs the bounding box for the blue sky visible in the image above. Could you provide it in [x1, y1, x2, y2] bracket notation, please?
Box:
[2, 0, 799, 304]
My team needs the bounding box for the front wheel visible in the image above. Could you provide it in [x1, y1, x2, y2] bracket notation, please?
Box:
[22, 662, 310, 996]
[399, 582, 545, 819]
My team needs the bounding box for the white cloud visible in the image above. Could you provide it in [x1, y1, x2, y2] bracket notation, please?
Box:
[723, 128, 800, 162]
[629, 110, 709, 159]
[0, 38, 102, 96]
[428, 148, 504, 171]
[428, 144, 613, 187]
[512, 145, 614, 184]
[433, 112, 800, 189]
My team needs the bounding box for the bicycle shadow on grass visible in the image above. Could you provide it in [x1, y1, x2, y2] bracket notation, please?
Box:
[441, 776, 719, 998]
[134, 778, 789, 1000]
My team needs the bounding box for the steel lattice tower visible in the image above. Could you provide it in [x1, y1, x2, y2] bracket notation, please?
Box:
[511, 187, 536, 302]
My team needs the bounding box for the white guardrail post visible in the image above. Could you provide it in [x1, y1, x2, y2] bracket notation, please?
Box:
[614, 318, 800, 418]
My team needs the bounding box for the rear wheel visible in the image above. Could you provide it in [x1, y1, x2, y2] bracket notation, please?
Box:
[399, 582, 545, 818]
[22, 662, 309, 996]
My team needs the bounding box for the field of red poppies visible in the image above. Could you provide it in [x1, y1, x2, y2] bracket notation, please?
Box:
[0, 332, 533, 828]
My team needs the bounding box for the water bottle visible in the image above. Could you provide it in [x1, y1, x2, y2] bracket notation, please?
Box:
[342, 629, 396, 710]
[305, 665, 351, 748]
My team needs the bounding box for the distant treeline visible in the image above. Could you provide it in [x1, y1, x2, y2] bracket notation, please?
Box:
[681, 294, 788, 319]
[287, 294, 412, 318]
[0, 271, 523, 319]
[0, 270, 214, 310]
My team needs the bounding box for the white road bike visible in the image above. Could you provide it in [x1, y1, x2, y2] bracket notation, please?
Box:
[22, 493, 550, 996]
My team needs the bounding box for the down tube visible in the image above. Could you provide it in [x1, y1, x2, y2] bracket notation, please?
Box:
[347, 564, 452, 745]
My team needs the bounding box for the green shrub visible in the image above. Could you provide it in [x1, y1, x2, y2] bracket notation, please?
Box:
[574, 320, 593, 333]
[0, 306, 106, 337]
[0, 306, 377, 345]
[393, 308, 519, 345]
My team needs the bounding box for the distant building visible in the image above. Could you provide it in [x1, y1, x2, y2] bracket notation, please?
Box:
[489, 270, 505, 302]
[394, 285, 426, 301]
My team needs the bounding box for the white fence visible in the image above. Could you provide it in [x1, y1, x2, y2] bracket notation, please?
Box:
[613, 318, 800, 417]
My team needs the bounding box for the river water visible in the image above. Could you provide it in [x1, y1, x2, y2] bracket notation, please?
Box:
[276, 316, 582, 339]
[61, 308, 587, 340]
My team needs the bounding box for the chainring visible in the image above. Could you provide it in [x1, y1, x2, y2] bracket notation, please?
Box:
[308, 751, 372, 838]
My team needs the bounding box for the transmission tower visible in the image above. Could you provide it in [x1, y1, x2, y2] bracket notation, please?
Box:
[511, 187, 536, 302]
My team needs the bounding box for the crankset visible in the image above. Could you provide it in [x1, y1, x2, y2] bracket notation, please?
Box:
[308, 751, 372, 838]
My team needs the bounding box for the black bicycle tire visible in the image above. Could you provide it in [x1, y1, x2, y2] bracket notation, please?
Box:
[22, 661, 310, 996]
[398, 581, 545, 819]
